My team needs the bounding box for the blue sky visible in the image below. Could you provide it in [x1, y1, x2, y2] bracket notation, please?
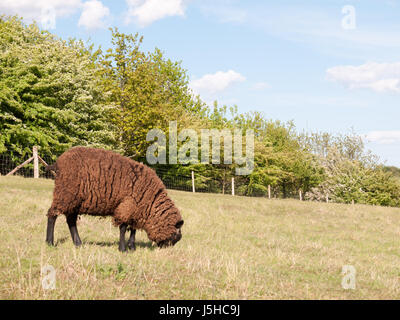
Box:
[2, 0, 400, 165]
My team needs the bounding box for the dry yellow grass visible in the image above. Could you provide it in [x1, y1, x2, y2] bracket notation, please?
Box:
[1, 175, 400, 299]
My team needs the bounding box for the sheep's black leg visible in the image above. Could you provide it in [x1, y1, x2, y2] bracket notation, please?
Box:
[46, 215, 57, 246]
[127, 228, 136, 251]
[66, 213, 82, 247]
[119, 223, 127, 252]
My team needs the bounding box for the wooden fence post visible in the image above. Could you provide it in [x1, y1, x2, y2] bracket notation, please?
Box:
[268, 185, 271, 199]
[232, 177, 235, 196]
[191, 171, 195, 193]
[33, 146, 39, 179]
[326, 194, 329, 203]
[299, 190, 302, 201]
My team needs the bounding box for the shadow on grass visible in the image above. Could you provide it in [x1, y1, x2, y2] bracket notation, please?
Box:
[55, 237, 69, 246]
[51, 236, 156, 250]
[85, 240, 156, 250]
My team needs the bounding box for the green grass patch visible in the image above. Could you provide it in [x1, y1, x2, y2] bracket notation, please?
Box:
[1, 176, 400, 299]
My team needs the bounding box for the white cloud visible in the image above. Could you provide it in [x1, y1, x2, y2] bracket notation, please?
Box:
[190, 70, 246, 95]
[125, 0, 185, 27]
[78, 0, 110, 30]
[366, 131, 400, 144]
[252, 82, 270, 90]
[326, 62, 400, 93]
[0, 0, 82, 21]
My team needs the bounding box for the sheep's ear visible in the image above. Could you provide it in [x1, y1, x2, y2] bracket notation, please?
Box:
[175, 220, 184, 228]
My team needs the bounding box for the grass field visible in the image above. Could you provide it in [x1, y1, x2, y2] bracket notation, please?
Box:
[1, 176, 400, 299]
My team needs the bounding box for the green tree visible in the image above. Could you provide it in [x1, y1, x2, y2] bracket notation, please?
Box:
[99, 27, 205, 159]
[304, 133, 400, 206]
[0, 16, 116, 160]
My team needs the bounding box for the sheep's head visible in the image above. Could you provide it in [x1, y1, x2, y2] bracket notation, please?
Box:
[157, 219, 184, 248]
[145, 190, 184, 247]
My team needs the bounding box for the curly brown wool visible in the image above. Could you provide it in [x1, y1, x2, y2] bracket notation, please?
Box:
[45, 147, 184, 251]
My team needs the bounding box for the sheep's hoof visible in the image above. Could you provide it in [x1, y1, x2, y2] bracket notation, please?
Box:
[46, 240, 55, 247]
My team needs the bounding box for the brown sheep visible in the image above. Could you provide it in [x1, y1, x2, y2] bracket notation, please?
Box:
[45, 147, 184, 251]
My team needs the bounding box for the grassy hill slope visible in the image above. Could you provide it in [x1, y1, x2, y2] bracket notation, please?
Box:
[1, 176, 400, 299]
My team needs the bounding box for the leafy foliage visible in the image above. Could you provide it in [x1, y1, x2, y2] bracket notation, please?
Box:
[1, 15, 400, 207]
[0, 16, 117, 160]
[98, 28, 205, 159]
[304, 134, 400, 206]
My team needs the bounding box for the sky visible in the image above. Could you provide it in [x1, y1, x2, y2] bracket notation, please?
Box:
[1, 0, 400, 166]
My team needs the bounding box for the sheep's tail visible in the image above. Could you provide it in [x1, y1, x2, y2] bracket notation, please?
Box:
[45, 163, 57, 173]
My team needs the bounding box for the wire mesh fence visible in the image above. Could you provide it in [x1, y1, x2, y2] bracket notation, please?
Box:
[0, 151, 304, 200]
[0, 154, 56, 179]
[152, 168, 193, 193]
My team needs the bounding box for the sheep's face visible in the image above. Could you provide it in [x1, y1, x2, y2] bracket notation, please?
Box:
[157, 219, 184, 248]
